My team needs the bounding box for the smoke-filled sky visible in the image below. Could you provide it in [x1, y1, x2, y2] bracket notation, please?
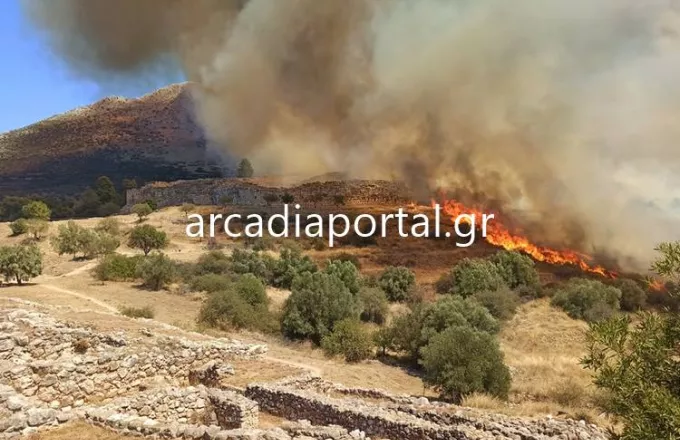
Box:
[18, 0, 680, 269]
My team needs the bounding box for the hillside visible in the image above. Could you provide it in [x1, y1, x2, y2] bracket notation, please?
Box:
[0, 83, 230, 197]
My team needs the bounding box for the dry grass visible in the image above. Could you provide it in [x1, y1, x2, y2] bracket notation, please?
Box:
[27, 422, 134, 440]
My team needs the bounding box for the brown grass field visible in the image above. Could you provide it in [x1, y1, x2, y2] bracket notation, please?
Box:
[0, 205, 613, 436]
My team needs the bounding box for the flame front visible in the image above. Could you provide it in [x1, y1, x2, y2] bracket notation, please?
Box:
[434, 198, 618, 278]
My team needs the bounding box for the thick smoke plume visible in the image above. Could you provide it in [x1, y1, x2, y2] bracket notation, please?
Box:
[21, 0, 680, 270]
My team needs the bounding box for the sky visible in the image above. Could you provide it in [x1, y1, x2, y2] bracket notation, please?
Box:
[0, 0, 182, 134]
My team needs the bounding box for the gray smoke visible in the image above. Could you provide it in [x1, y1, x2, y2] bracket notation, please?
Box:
[21, 0, 680, 270]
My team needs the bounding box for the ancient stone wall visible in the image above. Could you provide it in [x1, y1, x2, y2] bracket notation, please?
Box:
[124, 178, 413, 211]
[0, 308, 265, 408]
[245, 377, 610, 440]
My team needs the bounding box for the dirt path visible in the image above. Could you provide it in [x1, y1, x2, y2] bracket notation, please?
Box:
[39, 284, 119, 314]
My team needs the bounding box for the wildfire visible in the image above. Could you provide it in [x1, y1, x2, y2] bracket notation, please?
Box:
[434, 198, 618, 278]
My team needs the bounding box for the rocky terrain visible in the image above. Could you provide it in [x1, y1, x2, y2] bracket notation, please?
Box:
[0, 300, 610, 440]
[0, 83, 230, 197]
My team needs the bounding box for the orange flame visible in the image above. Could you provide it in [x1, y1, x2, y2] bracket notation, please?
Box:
[647, 278, 665, 292]
[434, 198, 618, 278]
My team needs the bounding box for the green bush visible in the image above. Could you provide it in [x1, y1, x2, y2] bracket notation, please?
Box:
[190, 273, 233, 293]
[325, 260, 361, 295]
[229, 249, 275, 282]
[490, 251, 541, 292]
[281, 272, 360, 344]
[359, 287, 389, 325]
[120, 306, 155, 319]
[420, 325, 512, 403]
[21, 201, 51, 221]
[472, 288, 521, 321]
[611, 278, 647, 312]
[0, 244, 42, 285]
[272, 246, 318, 289]
[136, 253, 177, 291]
[128, 225, 169, 256]
[93, 254, 142, 281]
[321, 318, 374, 363]
[132, 203, 153, 221]
[378, 266, 416, 302]
[333, 252, 361, 269]
[198, 290, 258, 330]
[551, 278, 621, 322]
[95, 218, 122, 236]
[445, 258, 507, 298]
[9, 219, 29, 236]
[52, 221, 119, 259]
[232, 274, 268, 307]
[195, 251, 231, 275]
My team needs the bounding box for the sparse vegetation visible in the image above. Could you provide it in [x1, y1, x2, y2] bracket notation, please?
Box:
[95, 218, 122, 236]
[181, 203, 196, 218]
[321, 318, 374, 362]
[128, 225, 169, 256]
[378, 266, 416, 302]
[551, 278, 621, 322]
[9, 218, 29, 236]
[25, 219, 49, 240]
[120, 306, 155, 319]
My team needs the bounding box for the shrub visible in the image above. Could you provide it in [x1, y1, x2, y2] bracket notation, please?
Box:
[132, 203, 153, 221]
[195, 251, 231, 275]
[434, 271, 456, 295]
[250, 236, 276, 252]
[420, 326, 512, 404]
[52, 222, 119, 259]
[445, 258, 507, 298]
[272, 246, 318, 289]
[128, 225, 169, 256]
[472, 288, 521, 321]
[325, 260, 362, 295]
[321, 318, 374, 362]
[281, 272, 360, 344]
[232, 274, 268, 307]
[21, 201, 51, 220]
[136, 253, 177, 291]
[51, 221, 84, 257]
[612, 278, 647, 312]
[93, 254, 142, 282]
[490, 251, 541, 292]
[9, 219, 29, 236]
[25, 219, 49, 240]
[332, 252, 361, 269]
[190, 273, 233, 293]
[551, 278, 621, 322]
[181, 203, 196, 218]
[379, 296, 499, 362]
[359, 287, 389, 325]
[95, 218, 122, 236]
[0, 244, 42, 285]
[230, 249, 274, 282]
[378, 266, 416, 302]
[120, 306, 155, 319]
[197, 290, 277, 334]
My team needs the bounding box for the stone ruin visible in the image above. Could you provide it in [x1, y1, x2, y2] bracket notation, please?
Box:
[123, 178, 413, 212]
[0, 302, 611, 440]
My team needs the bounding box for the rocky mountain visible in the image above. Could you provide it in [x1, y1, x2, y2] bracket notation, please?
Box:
[0, 83, 231, 197]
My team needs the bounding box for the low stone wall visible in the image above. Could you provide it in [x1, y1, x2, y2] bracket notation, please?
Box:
[245, 380, 610, 440]
[124, 178, 412, 211]
[0, 308, 265, 407]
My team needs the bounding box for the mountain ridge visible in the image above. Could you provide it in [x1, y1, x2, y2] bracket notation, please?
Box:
[0, 82, 231, 197]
